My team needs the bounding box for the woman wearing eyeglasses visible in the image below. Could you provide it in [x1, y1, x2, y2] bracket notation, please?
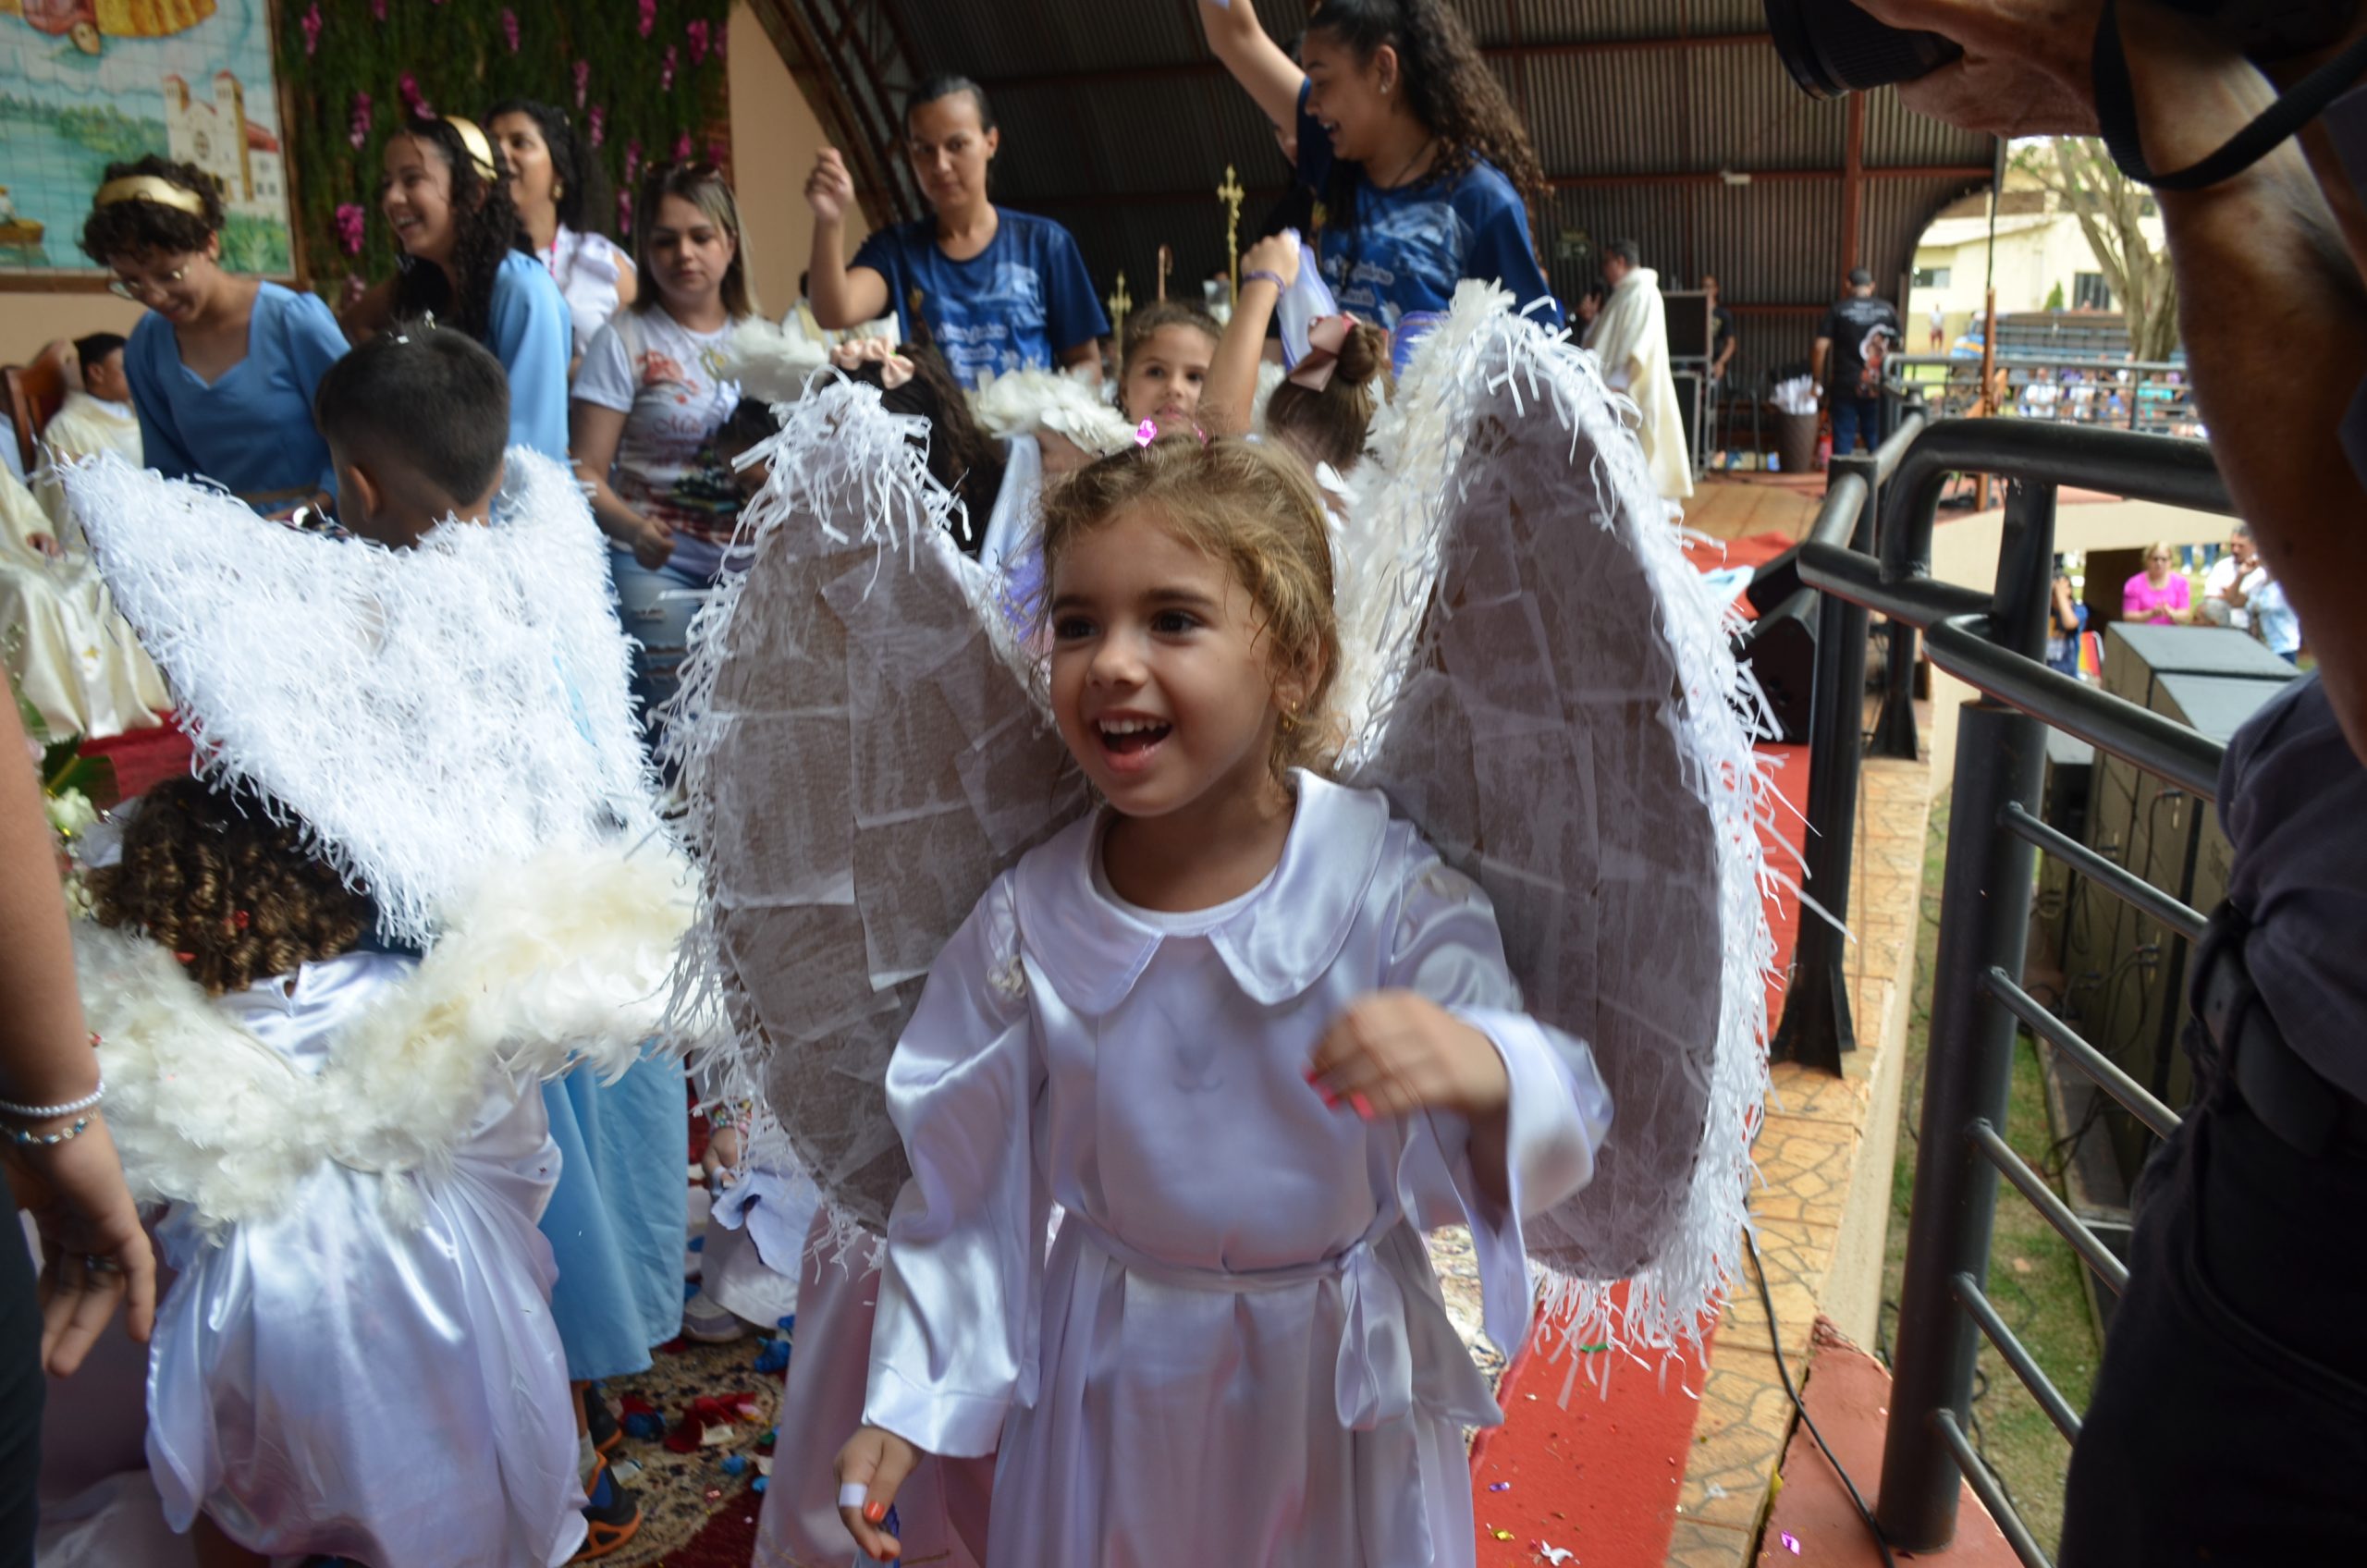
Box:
[78, 156, 348, 520]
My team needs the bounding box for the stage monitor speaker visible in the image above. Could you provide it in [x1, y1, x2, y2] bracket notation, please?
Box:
[1664, 289, 1713, 361]
[1744, 545, 1805, 616]
[1735, 588, 1818, 744]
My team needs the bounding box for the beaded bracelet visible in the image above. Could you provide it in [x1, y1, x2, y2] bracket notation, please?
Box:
[1242, 269, 1289, 295]
[6, 1115, 92, 1148]
[0, 1076, 104, 1123]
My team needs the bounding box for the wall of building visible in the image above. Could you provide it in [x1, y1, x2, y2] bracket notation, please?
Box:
[726, 0, 868, 322]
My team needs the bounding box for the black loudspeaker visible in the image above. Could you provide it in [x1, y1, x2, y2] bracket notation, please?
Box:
[1735, 588, 1819, 744]
[1744, 545, 1806, 616]
[1664, 289, 1714, 360]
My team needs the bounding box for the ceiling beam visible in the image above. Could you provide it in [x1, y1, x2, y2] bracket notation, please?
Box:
[972, 30, 1773, 93]
[1006, 164, 1991, 210]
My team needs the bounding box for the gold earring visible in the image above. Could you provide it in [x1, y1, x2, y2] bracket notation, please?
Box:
[1279, 704, 1302, 734]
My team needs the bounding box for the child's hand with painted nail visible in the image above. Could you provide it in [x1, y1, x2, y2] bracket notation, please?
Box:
[835, 1425, 921, 1561]
[1306, 990, 1509, 1123]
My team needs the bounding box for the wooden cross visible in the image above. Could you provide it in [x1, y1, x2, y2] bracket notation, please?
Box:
[1107, 270, 1133, 348]
[1217, 163, 1245, 305]
[1157, 243, 1172, 302]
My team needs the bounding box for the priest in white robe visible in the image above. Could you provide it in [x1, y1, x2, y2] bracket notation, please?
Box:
[1582, 240, 1694, 503]
[36, 333, 144, 544]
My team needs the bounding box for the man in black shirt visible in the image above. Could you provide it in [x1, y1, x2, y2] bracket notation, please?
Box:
[1703, 273, 1739, 386]
[1813, 268, 1903, 456]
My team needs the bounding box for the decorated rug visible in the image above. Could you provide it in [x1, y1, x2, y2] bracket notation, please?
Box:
[595, 1333, 784, 1566]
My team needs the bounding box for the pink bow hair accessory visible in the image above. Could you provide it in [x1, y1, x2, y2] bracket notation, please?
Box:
[1287, 314, 1354, 392]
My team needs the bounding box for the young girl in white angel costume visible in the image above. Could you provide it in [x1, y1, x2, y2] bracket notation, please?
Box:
[831, 433, 1614, 1566]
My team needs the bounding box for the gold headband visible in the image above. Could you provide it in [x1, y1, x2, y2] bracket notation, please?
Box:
[92, 175, 207, 217]
[443, 116, 499, 181]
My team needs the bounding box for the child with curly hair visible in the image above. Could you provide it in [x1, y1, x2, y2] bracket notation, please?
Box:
[1199, 0, 1560, 336]
[834, 434, 1610, 1565]
[90, 778, 586, 1568]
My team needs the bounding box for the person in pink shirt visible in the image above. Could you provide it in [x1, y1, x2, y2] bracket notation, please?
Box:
[2123, 543, 2192, 625]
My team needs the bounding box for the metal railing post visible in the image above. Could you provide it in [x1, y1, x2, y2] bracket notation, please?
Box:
[1769, 451, 1880, 1071]
[1875, 699, 2046, 1549]
[1875, 481, 2057, 1550]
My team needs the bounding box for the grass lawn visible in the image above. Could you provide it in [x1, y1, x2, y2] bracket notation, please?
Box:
[1880, 787, 2103, 1556]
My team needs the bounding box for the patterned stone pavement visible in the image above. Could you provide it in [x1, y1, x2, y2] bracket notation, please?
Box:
[1666, 755, 1934, 1566]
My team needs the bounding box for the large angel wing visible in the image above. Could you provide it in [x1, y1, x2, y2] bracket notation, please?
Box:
[67, 449, 656, 949]
[1343, 284, 1775, 1354]
[666, 378, 1088, 1238]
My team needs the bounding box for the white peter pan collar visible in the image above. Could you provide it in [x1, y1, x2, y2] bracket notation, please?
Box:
[1012, 770, 1392, 1015]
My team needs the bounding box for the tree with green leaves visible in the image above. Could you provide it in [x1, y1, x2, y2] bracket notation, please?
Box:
[2015, 138, 2179, 361]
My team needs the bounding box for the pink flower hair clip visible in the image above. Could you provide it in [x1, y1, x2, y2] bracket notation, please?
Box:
[1133, 417, 1209, 448]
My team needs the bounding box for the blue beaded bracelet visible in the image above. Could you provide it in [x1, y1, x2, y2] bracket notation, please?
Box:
[6, 1115, 92, 1148]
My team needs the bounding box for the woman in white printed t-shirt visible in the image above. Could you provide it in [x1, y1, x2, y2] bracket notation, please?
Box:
[570, 162, 754, 745]
[491, 99, 638, 377]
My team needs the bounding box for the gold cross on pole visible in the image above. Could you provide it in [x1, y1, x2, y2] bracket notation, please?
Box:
[1107, 270, 1133, 348]
[1217, 164, 1245, 305]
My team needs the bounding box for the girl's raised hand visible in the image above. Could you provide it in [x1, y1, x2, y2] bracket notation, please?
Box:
[1307, 990, 1509, 1122]
[1240, 233, 1301, 292]
[805, 148, 856, 226]
[836, 1424, 921, 1562]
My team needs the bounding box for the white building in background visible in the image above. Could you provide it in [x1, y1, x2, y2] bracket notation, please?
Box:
[1905, 181, 2165, 349]
[161, 70, 286, 221]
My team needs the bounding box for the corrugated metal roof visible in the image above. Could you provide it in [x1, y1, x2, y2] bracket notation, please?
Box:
[767, 0, 1995, 362]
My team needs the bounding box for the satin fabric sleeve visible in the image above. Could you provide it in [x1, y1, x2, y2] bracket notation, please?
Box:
[865, 876, 1046, 1458]
[1388, 848, 1613, 1358]
[488, 254, 576, 461]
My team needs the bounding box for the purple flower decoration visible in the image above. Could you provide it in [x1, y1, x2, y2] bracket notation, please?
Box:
[636, 0, 656, 39]
[587, 104, 606, 148]
[624, 140, 643, 184]
[674, 130, 693, 161]
[617, 190, 633, 236]
[334, 202, 366, 257]
[573, 58, 591, 109]
[300, 2, 324, 55]
[348, 92, 373, 151]
[370, 0, 385, 18]
[685, 18, 710, 65]
[659, 43, 679, 92]
[397, 73, 430, 118]
[500, 7, 520, 52]
[706, 139, 728, 166]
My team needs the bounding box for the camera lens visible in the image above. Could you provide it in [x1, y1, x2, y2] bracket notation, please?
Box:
[1764, 0, 1965, 99]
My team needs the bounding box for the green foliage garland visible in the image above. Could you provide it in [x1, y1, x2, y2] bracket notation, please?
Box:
[276, 0, 731, 298]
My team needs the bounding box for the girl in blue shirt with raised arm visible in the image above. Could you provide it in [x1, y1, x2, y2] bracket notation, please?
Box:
[803, 75, 1109, 391]
[1200, 0, 1561, 350]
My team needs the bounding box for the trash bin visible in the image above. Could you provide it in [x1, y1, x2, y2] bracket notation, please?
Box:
[1773, 409, 1819, 476]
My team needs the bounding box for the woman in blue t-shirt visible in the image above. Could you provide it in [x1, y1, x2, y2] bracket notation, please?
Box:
[1200, 0, 1560, 347]
[803, 75, 1109, 390]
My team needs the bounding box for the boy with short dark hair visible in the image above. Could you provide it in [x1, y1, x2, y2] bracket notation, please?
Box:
[312, 323, 509, 548]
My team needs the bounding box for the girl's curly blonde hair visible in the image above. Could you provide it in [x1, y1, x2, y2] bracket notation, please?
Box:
[1036, 434, 1342, 778]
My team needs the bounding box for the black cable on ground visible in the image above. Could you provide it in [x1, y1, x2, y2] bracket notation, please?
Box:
[1745, 1228, 1901, 1568]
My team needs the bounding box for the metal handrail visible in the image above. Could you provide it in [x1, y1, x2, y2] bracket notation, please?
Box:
[1865, 419, 2234, 760]
[1766, 399, 1927, 1072]
[1781, 419, 2237, 1565]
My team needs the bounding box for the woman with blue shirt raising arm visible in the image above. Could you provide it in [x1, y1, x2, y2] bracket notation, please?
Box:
[1199, 0, 1560, 352]
[351, 116, 571, 461]
[80, 158, 348, 520]
[803, 75, 1109, 391]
